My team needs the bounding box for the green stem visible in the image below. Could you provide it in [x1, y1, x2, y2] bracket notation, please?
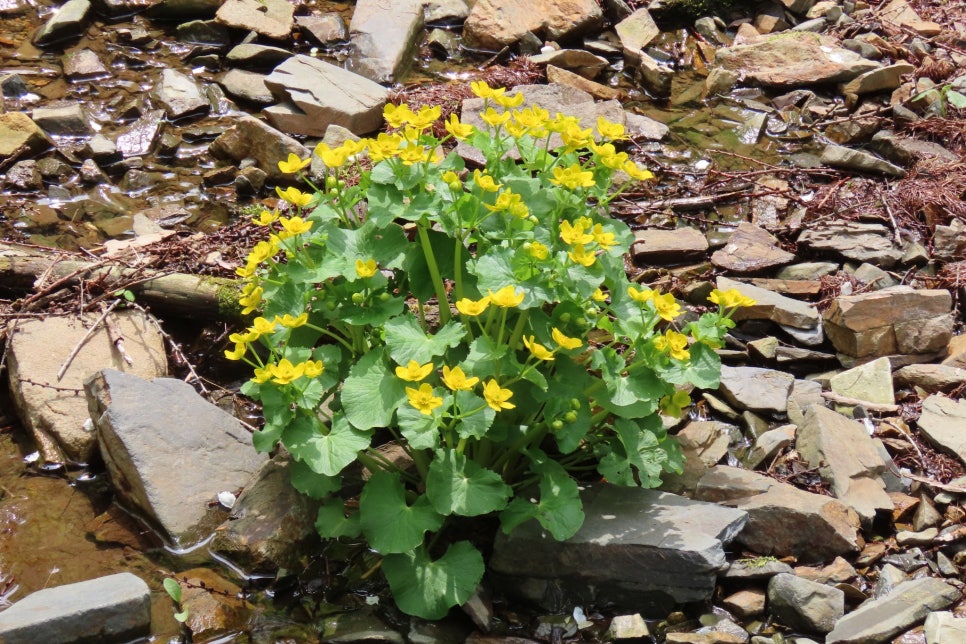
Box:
[417, 222, 451, 326]
[506, 310, 530, 350]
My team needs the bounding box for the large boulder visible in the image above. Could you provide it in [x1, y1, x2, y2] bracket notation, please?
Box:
[347, 0, 424, 84]
[463, 0, 603, 50]
[209, 114, 310, 182]
[0, 112, 51, 164]
[215, 0, 294, 40]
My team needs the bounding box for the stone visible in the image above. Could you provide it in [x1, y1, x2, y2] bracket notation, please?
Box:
[0, 572, 150, 644]
[489, 485, 747, 615]
[744, 425, 795, 470]
[925, 612, 966, 644]
[723, 558, 794, 580]
[178, 568, 254, 640]
[943, 334, 966, 369]
[829, 357, 896, 407]
[775, 262, 839, 281]
[62, 48, 109, 81]
[717, 276, 820, 330]
[85, 369, 269, 545]
[851, 263, 896, 290]
[546, 65, 623, 101]
[714, 32, 880, 88]
[0, 112, 51, 162]
[615, 8, 659, 64]
[84, 133, 118, 161]
[718, 366, 794, 414]
[869, 131, 960, 167]
[5, 311, 167, 464]
[210, 114, 310, 182]
[841, 63, 915, 96]
[660, 421, 732, 494]
[633, 227, 709, 264]
[696, 466, 862, 561]
[530, 49, 609, 80]
[263, 55, 388, 137]
[347, 0, 423, 84]
[796, 405, 893, 526]
[463, 0, 604, 50]
[31, 104, 93, 136]
[225, 43, 293, 69]
[916, 395, 966, 467]
[0, 74, 31, 99]
[217, 69, 273, 104]
[151, 68, 209, 120]
[894, 364, 966, 391]
[932, 219, 966, 262]
[877, 0, 942, 36]
[176, 19, 230, 47]
[322, 606, 405, 643]
[115, 109, 165, 157]
[665, 631, 746, 644]
[721, 589, 766, 618]
[826, 578, 961, 643]
[821, 144, 906, 178]
[711, 223, 795, 273]
[895, 527, 937, 546]
[608, 613, 650, 639]
[794, 557, 857, 584]
[297, 13, 347, 44]
[32, 0, 91, 45]
[801, 221, 904, 268]
[4, 160, 41, 190]
[705, 68, 739, 97]
[215, 0, 294, 40]
[635, 51, 673, 98]
[768, 573, 845, 634]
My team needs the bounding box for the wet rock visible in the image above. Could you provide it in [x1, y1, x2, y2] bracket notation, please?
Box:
[717, 276, 820, 330]
[32, 0, 91, 45]
[84, 133, 119, 161]
[177, 568, 254, 641]
[0, 572, 150, 644]
[925, 611, 966, 643]
[210, 113, 309, 181]
[531, 49, 609, 80]
[820, 144, 906, 178]
[62, 48, 109, 81]
[718, 366, 794, 414]
[4, 160, 42, 190]
[615, 8, 659, 65]
[463, 0, 603, 50]
[0, 112, 51, 162]
[840, 63, 915, 96]
[665, 629, 746, 643]
[829, 357, 896, 407]
[826, 577, 961, 643]
[296, 13, 347, 45]
[916, 395, 966, 467]
[794, 557, 857, 584]
[1, 73, 31, 99]
[263, 54, 388, 137]
[425, 0, 470, 22]
[633, 227, 709, 264]
[218, 68, 273, 104]
[768, 573, 845, 634]
[869, 131, 960, 167]
[79, 159, 108, 183]
[114, 109, 165, 157]
[877, 0, 942, 37]
[5, 311, 167, 464]
[932, 218, 966, 262]
[151, 68, 209, 120]
[31, 103, 93, 136]
[721, 589, 766, 619]
[427, 28, 461, 59]
[322, 606, 405, 643]
[348, 0, 424, 84]
[697, 466, 862, 561]
[635, 51, 674, 98]
[215, 0, 294, 40]
[225, 43, 293, 69]
[85, 369, 269, 545]
[799, 222, 903, 268]
[895, 364, 966, 391]
[821, 286, 953, 358]
[714, 32, 880, 88]
[176, 18, 231, 47]
[796, 405, 893, 526]
[711, 223, 795, 273]
[490, 485, 747, 615]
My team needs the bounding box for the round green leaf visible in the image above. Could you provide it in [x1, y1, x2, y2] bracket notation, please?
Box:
[382, 541, 484, 619]
[426, 450, 511, 516]
[360, 471, 443, 554]
[283, 413, 372, 476]
[342, 350, 406, 430]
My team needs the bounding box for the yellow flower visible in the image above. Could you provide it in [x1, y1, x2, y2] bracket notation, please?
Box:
[441, 365, 479, 391]
[660, 390, 691, 418]
[596, 116, 627, 140]
[444, 113, 474, 140]
[398, 142, 441, 166]
[409, 105, 442, 131]
[365, 133, 402, 162]
[441, 170, 461, 185]
[303, 359, 325, 378]
[252, 209, 278, 226]
[622, 160, 655, 182]
[494, 92, 524, 108]
[224, 343, 246, 361]
[528, 241, 549, 260]
[592, 288, 607, 302]
[591, 223, 615, 249]
[470, 80, 505, 100]
[277, 152, 310, 174]
[456, 296, 490, 316]
[708, 288, 756, 309]
[600, 150, 629, 170]
[559, 220, 593, 246]
[395, 360, 434, 382]
[247, 239, 278, 266]
[279, 216, 313, 237]
[548, 112, 580, 133]
[523, 336, 554, 361]
[488, 285, 524, 308]
[238, 285, 263, 315]
[236, 264, 256, 278]
[485, 190, 527, 218]
[628, 285, 655, 304]
[550, 164, 595, 190]
[274, 312, 309, 328]
[355, 258, 377, 279]
[252, 366, 272, 383]
[482, 379, 515, 412]
[504, 120, 528, 139]
[568, 244, 596, 267]
[229, 329, 259, 344]
[654, 329, 691, 361]
[653, 292, 682, 321]
[480, 107, 511, 128]
[268, 358, 306, 385]
[406, 383, 443, 415]
[383, 103, 415, 129]
[252, 316, 277, 335]
[314, 143, 350, 169]
[552, 327, 582, 350]
[275, 186, 314, 208]
[472, 169, 502, 192]
[560, 124, 592, 151]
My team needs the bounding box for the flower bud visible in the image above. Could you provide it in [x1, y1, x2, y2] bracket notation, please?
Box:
[551, 419, 564, 431]
[325, 175, 338, 191]
[351, 292, 365, 304]
[563, 410, 578, 424]
[378, 292, 391, 302]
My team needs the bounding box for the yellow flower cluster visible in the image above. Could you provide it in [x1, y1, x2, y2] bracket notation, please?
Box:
[253, 358, 324, 385]
[520, 327, 583, 361]
[558, 217, 614, 268]
[627, 286, 682, 321]
[395, 359, 513, 414]
[236, 237, 280, 278]
[223, 313, 308, 362]
[709, 288, 756, 309]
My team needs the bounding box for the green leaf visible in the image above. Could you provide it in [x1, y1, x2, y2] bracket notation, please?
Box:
[402, 228, 473, 301]
[360, 471, 444, 554]
[947, 89, 966, 109]
[342, 350, 406, 430]
[174, 610, 189, 623]
[289, 458, 341, 499]
[283, 413, 372, 476]
[163, 577, 182, 603]
[397, 402, 443, 450]
[463, 336, 509, 376]
[426, 450, 511, 516]
[454, 390, 494, 439]
[499, 450, 584, 540]
[385, 317, 466, 365]
[315, 497, 362, 539]
[382, 541, 484, 619]
[596, 416, 666, 488]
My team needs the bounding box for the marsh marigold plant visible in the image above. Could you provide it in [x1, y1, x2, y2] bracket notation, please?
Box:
[228, 83, 754, 619]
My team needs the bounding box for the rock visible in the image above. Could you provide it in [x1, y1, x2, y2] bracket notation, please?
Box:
[489, 485, 747, 615]
[660, 421, 732, 494]
[322, 606, 405, 643]
[263, 55, 388, 137]
[820, 144, 906, 178]
[32, 0, 91, 45]
[932, 219, 966, 262]
[0, 572, 150, 644]
[463, 0, 603, 50]
[5, 311, 167, 463]
[894, 364, 966, 391]
[696, 466, 862, 561]
[62, 48, 109, 81]
[829, 357, 896, 407]
[31, 103, 93, 136]
[717, 276, 820, 330]
[841, 63, 916, 96]
[4, 160, 42, 190]
[546, 65, 623, 101]
[826, 578, 961, 643]
[83, 133, 118, 161]
[916, 395, 966, 467]
[635, 51, 674, 98]
[744, 425, 795, 470]
[800, 221, 903, 268]
[794, 557, 857, 584]
[767, 573, 845, 634]
[869, 131, 960, 167]
[151, 68, 209, 120]
[721, 589, 766, 619]
[531, 49, 609, 79]
[0, 112, 51, 163]
[665, 630, 746, 643]
[714, 32, 880, 88]
[215, 0, 294, 40]
[425, 0, 470, 22]
[718, 366, 794, 415]
[615, 8, 659, 64]
[217, 69, 273, 104]
[296, 13, 347, 45]
[796, 405, 893, 526]
[851, 263, 897, 290]
[0, 73, 31, 99]
[711, 223, 795, 273]
[895, 527, 937, 546]
[877, 0, 942, 36]
[225, 43, 293, 69]
[210, 113, 310, 182]
[85, 369, 269, 545]
[347, 0, 423, 84]
[925, 612, 966, 644]
[775, 262, 839, 280]
[176, 19, 230, 47]
[821, 286, 953, 358]
[943, 334, 966, 369]
[177, 568, 254, 640]
[734, 112, 768, 145]
[722, 557, 794, 580]
[633, 227, 709, 264]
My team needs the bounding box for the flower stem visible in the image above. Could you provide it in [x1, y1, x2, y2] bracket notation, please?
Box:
[417, 222, 451, 326]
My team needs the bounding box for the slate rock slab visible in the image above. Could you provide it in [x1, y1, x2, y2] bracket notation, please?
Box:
[347, 0, 423, 84]
[0, 112, 51, 163]
[489, 485, 747, 616]
[151, 68, 209, 120]
[798, 221, 903, 268]
[463, 0, 603, 50]
[32, 0, 91, 45]
[85, 369, 268, 546]
[916, 395, 966, 467]
[215, 0, 294, 39]
[209, 113, 309, 181]
[711, 223, 795, 273]
[0, 572, 150, 644]
[717, 276, 820, 330]
[718, 366, 794, 414]
[768, 573, 845, 634]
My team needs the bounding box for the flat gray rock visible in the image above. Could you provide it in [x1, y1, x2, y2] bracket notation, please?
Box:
[218, 68, 274, 105]
[821, 144, 906, 178]
[31, 103, 93, 136]
[215, 0, 293, 39]
[718, 276, 820, 330]
[633, 227, 708, 264]
[799, 221, 904, 269]
[916, 395, 966, 467]
[711, 223, 795, 273]
[151, 68, 209, 120]
[768, 573, 845, 634]
[225, 43, 293, 69]
[209, 113, 309, 181]
[347, 0, 424, 84]
[718, 366, 795, 414]
[32, 0, 91, 45]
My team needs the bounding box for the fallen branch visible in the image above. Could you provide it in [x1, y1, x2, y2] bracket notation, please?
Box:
[56, 300, 122, 382]
[620, 187, 753, 213]
[820, 391, 901, 412]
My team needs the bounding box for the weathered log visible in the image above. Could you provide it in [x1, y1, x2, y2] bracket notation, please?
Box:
[0, 243, 243, 321]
